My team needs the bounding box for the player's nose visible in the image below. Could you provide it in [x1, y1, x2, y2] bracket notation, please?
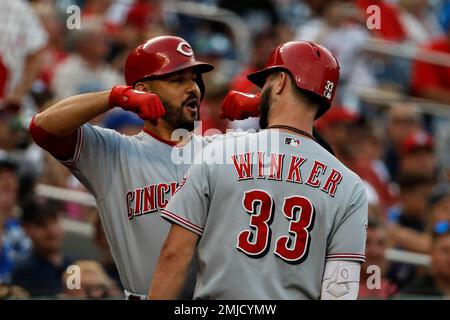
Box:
[186, 80, 201, 101]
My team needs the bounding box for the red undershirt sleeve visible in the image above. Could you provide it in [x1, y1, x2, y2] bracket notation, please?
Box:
[28, 115, 79, 162]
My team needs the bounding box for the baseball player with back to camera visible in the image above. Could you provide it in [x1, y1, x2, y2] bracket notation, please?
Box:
[149, 41, 369, 300]
[29, 36, 220, 299]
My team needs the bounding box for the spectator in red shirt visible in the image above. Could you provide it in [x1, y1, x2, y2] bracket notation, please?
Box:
[125, 0, 163, 30]
[228, 32, 277, 131]
[411, 24, 450, 104]
[356, 0, 406, 42]
[400, 131, 438, 180]
[229, 32, 277, 94]
[358, 0, 442, 45]
[314, 106, 360, 167]
[200, 83, 231, 135]
[122, 0, 165, 46]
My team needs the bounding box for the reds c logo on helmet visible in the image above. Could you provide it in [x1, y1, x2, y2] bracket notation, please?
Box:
[124, 36, 214, 99]
[247, 41, 340, 119]
[176, 42, 194, 57]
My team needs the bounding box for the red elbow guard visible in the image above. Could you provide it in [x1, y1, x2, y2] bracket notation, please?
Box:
[29, 116, 79, 161]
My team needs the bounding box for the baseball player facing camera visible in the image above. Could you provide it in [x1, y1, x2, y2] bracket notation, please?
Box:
[149, 41, 368, 300]
[29, 36, 218, 299]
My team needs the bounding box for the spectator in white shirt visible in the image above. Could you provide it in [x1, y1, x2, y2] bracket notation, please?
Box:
[0, 0, 48, 110]
[51, 19, 122, 100]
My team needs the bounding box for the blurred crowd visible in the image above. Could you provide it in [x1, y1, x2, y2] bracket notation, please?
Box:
[0, 0, 450, 299]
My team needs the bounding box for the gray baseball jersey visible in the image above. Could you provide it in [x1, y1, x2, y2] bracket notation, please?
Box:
[162, 130, 368, 299]
[61, 124, 232, 295]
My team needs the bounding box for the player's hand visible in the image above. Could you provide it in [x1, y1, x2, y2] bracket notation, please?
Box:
[219, 90, 261, 121]
[109, 85, 165, 122]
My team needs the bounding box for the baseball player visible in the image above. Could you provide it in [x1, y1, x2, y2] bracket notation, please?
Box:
[149, 41, 368, 300]
[29, 36, 217, 299]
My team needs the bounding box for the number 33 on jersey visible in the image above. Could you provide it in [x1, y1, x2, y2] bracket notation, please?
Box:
[237, 190, 315, 264]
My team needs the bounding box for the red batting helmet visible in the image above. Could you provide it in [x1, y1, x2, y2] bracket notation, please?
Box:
[124, 36, 214, 99]
[247, 41, 340, 118]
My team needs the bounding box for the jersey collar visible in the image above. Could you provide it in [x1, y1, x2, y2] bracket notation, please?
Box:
[143, 128, 193, 148]
[143, 128, 178, 147]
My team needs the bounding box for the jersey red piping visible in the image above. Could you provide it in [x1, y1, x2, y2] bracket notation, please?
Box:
[161, 209, 204, 235]
[326, 253, 365, 257]
[143, 128, 178, 147]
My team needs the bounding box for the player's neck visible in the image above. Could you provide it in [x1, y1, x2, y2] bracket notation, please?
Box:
[144, 121, 172, 141]
[267, 114, 314, 137]
[143, 120, 190, 146]
[267, 100, 315, 137]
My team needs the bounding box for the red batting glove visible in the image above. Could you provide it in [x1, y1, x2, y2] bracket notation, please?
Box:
[219, 90, 261, 121]
[109, 86, 165, 122]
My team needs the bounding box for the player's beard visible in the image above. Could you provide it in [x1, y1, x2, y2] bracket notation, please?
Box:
[259, 85, 273, 129]
[159, 95, 198, 132]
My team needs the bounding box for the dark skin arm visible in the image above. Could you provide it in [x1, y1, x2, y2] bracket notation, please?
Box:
[148, 224, 199, 299]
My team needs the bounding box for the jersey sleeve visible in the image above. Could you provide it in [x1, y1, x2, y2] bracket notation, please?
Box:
[161, 160, 211, 236]
[61, 124, 122, 200]
[326, 181, 368, 263]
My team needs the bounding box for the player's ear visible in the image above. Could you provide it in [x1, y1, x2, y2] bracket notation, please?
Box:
[134, 81, 151, 93]
[273, 72, 288, 95]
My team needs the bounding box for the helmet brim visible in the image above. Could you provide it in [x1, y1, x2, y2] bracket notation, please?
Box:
[152, 60, 214, 78]
[135, 60, 214, 101]
[247, 66, 286, 88]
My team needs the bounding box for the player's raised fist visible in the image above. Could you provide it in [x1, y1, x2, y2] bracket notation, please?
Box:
[109, 85, 166, 122]
[219, 90, 261, 121]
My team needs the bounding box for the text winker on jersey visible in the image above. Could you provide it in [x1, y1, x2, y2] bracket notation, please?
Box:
[231, 151, 343, 198]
